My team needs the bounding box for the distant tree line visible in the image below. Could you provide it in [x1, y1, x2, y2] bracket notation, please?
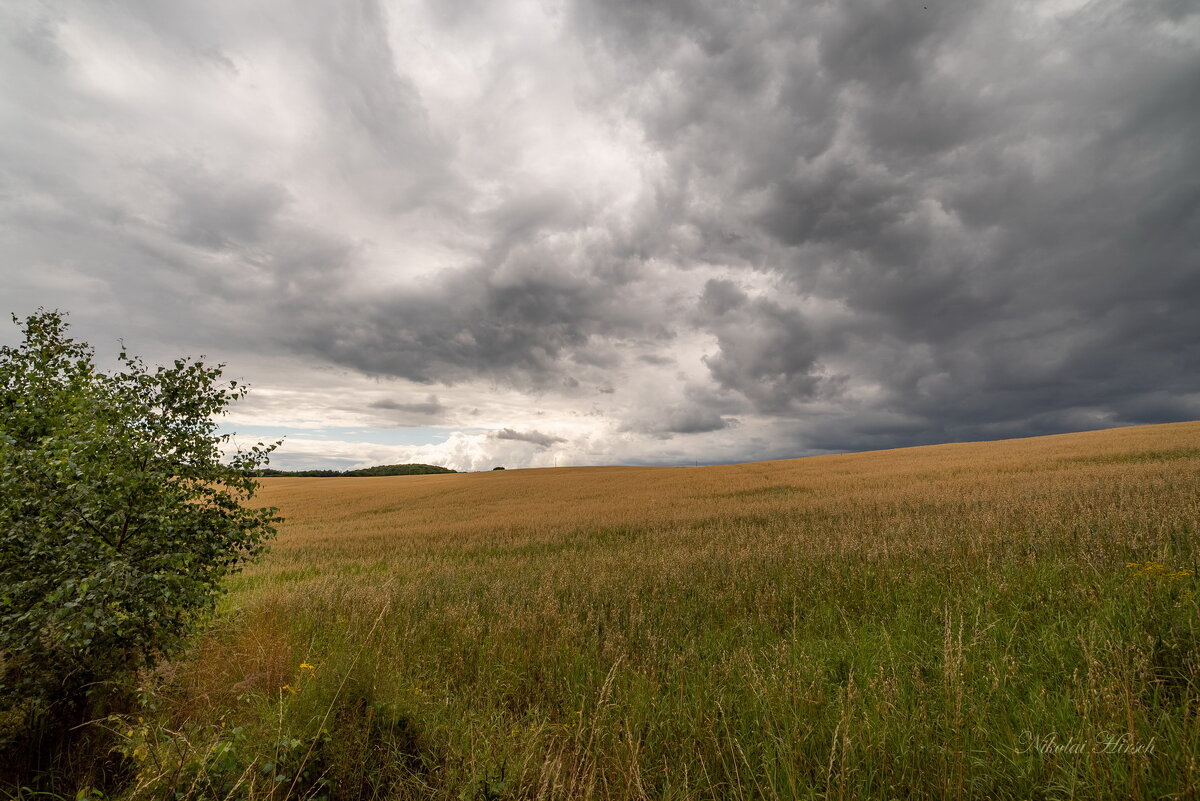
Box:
[252, 463, 456, 477]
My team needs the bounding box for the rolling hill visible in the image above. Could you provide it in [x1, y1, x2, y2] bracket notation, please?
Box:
[129, 421, 1200, 800]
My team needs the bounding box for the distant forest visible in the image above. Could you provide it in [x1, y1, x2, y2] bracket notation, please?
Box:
[254, 463, 457, 477]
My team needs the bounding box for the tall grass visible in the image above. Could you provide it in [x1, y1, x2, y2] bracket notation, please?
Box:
[108, 422, 1198, 799]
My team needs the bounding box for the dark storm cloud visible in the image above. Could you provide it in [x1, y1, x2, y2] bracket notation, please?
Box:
[369, 394, 446, 416]
[168, 169, 291, 252]
[570, 0, 1200, 444]
[624, 405, 735, 438]
[284, 182, 675, 387]
[494, 428, 566, 448]
[696, 280, 826, 413]
[619, 378, 744, 438]
[0, 0, 479, 380]
[291, 259, 658, 387]
[3, 0, 1198, 466]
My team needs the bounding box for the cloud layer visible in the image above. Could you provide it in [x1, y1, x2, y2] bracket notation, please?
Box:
[2, 0, 1197, 470]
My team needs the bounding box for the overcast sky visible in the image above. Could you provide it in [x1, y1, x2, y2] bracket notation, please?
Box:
[2, 0, 1197, 471]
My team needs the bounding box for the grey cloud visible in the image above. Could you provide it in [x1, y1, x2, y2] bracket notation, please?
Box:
[817, 1, 973, 88]
[664, 409, 733, 435]
[1, 0, 475, 378]
[696, 281, 826, 413]
[619, 379, 745, 438]
[626, 406, 736, 438]
[168, 170, 290, 251]
[369, 394, 446, 416]
[294, 267, 633, 386]
[285, 196, 675, 388]
[128, 0, 453, 209]
[3, 0, 1199, 467]
[698, 279, 747, 317]
[572, 0, 1200, 444]
[9, 8, 67, 68]
[308, 1, 454, 210]
[494, 428, 566, 448]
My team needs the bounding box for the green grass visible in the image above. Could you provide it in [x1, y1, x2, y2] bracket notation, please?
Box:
[47, 423, 1200, 800]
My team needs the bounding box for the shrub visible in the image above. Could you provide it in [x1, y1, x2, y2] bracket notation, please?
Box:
[0, 310, 279, 749]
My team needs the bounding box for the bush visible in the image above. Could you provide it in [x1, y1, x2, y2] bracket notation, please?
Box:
[0, 311, 279, 753]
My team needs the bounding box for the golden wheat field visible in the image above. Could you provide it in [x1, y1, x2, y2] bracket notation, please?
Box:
[249, 421, 1200, 572]
[128, 422, 1199, 800]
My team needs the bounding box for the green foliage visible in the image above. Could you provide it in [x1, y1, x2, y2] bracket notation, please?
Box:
[255, 464, 455, 478]
[110, 687, 423, 801]
[342, 464, 455, 477]
[0, 310, 280, 722]
[113, 720, 332, 800]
